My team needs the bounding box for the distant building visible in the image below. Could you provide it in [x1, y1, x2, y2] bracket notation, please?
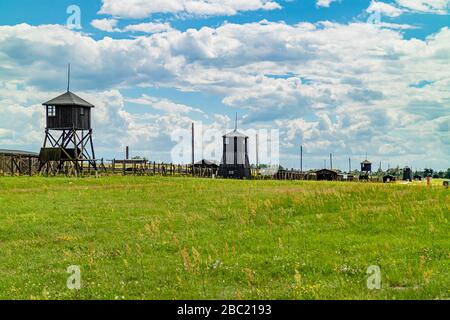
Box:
[0, 149, 39, 175]
[403, 167, 413, 181]
[0, 149, 39, 157]
[360, 159, 372, 181]
[316, 169, 339, 181]
[361, 159, 372, 173]
[194, 159, 219, 169]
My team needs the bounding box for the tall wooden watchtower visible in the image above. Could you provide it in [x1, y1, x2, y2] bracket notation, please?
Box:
[360, 159, 372, 181]
[218, 115, 251, 179]
[39, 66, 96, 173]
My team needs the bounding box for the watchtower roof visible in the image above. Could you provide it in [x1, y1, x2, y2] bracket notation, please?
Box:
[223, 129, 248, 139]
[43, 91, 94, 108]
[361, 160, 372, 165]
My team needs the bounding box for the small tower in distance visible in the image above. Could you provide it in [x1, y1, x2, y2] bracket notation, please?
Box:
[360, 158, 372, 181]
[218, 114, 251, 179]
[39, 65, 96, 173]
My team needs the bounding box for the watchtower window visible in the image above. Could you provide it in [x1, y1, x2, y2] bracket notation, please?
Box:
[80, 108, 85, 116]
[225, 138, 230, 145]
[47, 106, 56, 117]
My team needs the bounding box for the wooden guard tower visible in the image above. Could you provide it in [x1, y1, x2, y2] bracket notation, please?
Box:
[360, 159, 372, 181]
[218, 114, 251, 179]
[39, 66, 96, 173]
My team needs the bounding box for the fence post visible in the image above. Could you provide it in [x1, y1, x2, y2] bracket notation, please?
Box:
[28, 157, 32, 176]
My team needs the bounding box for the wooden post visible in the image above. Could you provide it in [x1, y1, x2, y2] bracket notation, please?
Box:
[300, 145, 303, 173]
[73, 127, 79, 178]
[28, 157, 32, 176]
[192, 122, 195, 176]
[256, 133, 259, 169]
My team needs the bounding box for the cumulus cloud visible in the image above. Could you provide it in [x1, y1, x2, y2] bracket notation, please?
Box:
[316, 0, 339, 7]
[91, 19, 173, 34]
[369, 0, 450, 17]
[98, 0, 281, 19]
[0, 21, 449, 167]
[123, 22, 173, 33]
[126, 95, 204, 114]
[367, 1, 405, 17]
[395, 0, 450, 14]
[91, 18, 120, 32]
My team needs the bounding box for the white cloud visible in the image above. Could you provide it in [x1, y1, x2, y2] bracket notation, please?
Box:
[91, 18, 120, 32]
[0, 21, 449, 168]
[123, 22, 173, 33]
[367, 1, 405, 17]
[366, 0, 450, 18]
[395, 0, 450, 14]
[376, 22, 419, 29]
[316, 0, 339, 8]
[99, 0, 282, 19]
[91, 19, 173, 34]
[127, 95, 204, 114]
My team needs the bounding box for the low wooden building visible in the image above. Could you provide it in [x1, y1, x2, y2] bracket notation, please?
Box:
[0, 149, 39, 175]
[194, 159, 219, 169]
[316, 169, 339, 181]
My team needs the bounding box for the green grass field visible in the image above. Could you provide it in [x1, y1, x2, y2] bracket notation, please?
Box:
[0, 176, 448, 300]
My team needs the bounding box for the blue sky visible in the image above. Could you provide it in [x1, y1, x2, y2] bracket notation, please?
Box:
[0, 0, 449, 170]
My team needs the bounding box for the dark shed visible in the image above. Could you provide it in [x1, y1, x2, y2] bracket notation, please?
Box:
[195, 159, 219, 169]
[316, 169, 339, 181]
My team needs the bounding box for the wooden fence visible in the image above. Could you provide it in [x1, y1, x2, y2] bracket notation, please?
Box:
[0, 155, 383, 182]
[0, 154, 40, 176]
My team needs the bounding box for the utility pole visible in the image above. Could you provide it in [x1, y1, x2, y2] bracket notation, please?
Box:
[349, 157, 352, 173]
[126, 146, 129, 160]
[300, 145, 303, 173]
[67, 63, 71, 92]
[256, 133, 259, 168]
[330, 153, 333, 170]
[192, 122, 195, 176]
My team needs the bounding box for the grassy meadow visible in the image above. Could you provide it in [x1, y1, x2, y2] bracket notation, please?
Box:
[0, 176, 448, 300]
